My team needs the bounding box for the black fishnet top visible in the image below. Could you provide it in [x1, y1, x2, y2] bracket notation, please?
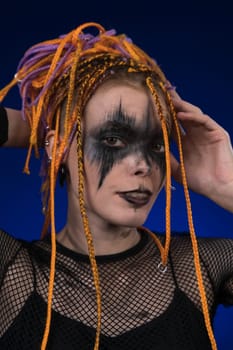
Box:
[0, 228, 233, 349]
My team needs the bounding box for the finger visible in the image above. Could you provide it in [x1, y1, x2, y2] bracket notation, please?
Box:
[171, 98, 203, 115]
[165, 81, 182, 101]
[170, 153, 182, 184]
[176, 111, 221, 132]
[167, 86, 182, 101]
[171, 121, 186, 145]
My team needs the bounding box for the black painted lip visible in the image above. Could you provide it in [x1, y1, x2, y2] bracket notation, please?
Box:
[118, 188, 152, 195]
[117, 189, 152, 206]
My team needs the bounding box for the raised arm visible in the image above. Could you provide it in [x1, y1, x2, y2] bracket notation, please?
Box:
[0, 107, 30, 147]
[169, 91, 233, 213]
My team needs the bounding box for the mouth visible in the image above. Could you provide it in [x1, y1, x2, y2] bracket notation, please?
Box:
[117, 188, 152, 207]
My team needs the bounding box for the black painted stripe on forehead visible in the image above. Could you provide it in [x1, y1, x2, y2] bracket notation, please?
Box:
[89, 102, 162, 138]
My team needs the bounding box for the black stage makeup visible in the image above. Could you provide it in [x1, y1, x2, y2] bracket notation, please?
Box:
[84, 104, 167, 188]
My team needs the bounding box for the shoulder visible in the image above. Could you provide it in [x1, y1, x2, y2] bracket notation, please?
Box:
[0, 228, 23, 256]
[169, 231, 233, 251]
[0, 228, 39, 271]
[0, 228, 41, 249]
[169, 232, 233, 280]
[157, 231, 233, 268]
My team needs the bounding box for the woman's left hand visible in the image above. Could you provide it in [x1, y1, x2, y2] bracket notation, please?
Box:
[169, 89, 233, 212]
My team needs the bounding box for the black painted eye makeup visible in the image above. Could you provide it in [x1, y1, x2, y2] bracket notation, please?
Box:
[84, 104, 167, 188]
[101, 136, 126, 149]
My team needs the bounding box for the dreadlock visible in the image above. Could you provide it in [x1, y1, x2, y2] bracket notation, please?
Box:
[0, 22, 217, 350]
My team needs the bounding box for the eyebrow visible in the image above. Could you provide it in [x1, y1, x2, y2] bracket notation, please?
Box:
[101, 106, 137, 130]
[89, 103, 162, 137]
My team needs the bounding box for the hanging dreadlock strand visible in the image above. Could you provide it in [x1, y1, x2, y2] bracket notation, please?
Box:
[174, 109, 217, 350]
[41, 113, 59, 350]
[75, 79, 102, 349]
[160, 82, 217, 350]
[146, 77, 171, 266]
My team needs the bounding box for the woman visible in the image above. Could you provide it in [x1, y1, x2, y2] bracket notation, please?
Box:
[0, 22, 233, 350]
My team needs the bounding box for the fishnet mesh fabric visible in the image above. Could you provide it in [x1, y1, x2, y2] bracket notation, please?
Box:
[0, 229, 233, 349]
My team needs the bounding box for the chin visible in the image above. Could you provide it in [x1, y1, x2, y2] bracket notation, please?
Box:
[105, 210, 149, 228]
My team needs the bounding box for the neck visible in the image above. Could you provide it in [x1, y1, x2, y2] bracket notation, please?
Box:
[57, 212, 141, 256]
[57, 187, 142, 254]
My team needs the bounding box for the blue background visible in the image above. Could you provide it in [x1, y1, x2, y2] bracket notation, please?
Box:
[0, 1, 232, 349]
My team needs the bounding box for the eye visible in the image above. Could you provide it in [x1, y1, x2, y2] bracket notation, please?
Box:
[102, 136, 126, 148]
[152, 142, 165, 153]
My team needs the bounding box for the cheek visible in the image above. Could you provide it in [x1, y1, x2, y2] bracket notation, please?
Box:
[84, 158, 101, 191]
[150, 164, 165, 191]
[149, 154, 166, 187]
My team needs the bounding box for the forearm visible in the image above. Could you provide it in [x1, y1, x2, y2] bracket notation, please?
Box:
[0, 107, 30, 147]
[207, 181, 233, 213]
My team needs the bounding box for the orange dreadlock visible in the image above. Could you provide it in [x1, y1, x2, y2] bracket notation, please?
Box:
[0, 22, 217, 350]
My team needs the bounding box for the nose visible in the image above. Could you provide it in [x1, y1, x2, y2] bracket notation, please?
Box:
[126, 154, 152, 177]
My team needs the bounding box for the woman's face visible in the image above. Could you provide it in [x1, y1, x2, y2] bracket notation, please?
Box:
[67, 80, 168, 229]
